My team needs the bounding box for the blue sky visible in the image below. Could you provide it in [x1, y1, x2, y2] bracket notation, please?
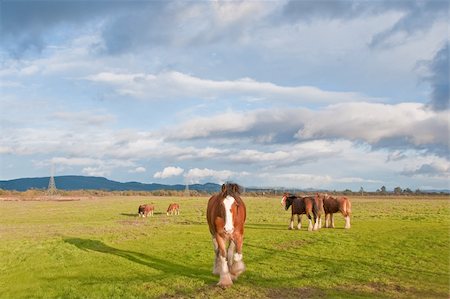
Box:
[0, 0, 448, 191]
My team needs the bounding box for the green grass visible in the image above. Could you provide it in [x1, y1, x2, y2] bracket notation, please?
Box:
[0, 196, 449, 298]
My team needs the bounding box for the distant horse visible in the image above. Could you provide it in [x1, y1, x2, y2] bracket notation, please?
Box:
[166, 203, 180, 215]
[315, 193, 351, 229]
[207, 183, 246, 287]
[138, 204, 154, 217]
[281, 193, 320, 231]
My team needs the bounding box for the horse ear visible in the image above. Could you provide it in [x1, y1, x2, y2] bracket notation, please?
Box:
[221, 184, 226, 192]
[232, 184, 239, 194]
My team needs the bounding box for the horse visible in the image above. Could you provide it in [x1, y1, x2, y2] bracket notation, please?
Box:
[166, 203, 180, 216]
[138, 204, 154, 217]
[315, 193, 351, 229]
[207, 183, 246, 287]
[281, 193, 320, 231]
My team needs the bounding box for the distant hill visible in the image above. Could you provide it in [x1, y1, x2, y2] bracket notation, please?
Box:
[0, 175, 221, 192]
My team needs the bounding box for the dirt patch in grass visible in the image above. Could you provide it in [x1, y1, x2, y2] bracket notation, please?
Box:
[274, 239, 313, 250]
[334, 282, 448, 298]
[266, 287, 326, 298]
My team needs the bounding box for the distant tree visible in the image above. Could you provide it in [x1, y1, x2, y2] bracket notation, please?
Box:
[403, 188, 413, 194]
[393, 186, 402, 194]
[415, 189, 422, 194]
[380, 186, 387, 194]
[359, 187, 364, 196]
[343, 189, 353, 195]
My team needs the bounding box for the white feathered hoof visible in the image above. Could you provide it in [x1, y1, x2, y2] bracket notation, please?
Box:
[230, 261, 245, 279]
[217, 273, 233, 288]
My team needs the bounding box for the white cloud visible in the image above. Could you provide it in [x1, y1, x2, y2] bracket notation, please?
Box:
[84, 70, 374, 103]
[153, 166, 184, 179]
[82, 166, 109, 177]
[165, 103, 447, 151]
[296, 102, 448, 146]
[130, 166, 146, 173]
[184, 168, 248, 184]
[52, 111, 116, 126]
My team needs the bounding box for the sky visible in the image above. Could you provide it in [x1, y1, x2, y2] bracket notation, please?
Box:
[0, 0, 449, 191]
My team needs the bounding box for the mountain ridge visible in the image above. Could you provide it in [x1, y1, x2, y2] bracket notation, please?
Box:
[0, 175, 221, 192]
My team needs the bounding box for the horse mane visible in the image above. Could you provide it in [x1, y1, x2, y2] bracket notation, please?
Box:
[284, 192, 298, 200]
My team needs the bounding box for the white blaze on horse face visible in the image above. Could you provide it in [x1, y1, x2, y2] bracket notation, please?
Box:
[223, 195, 235, 233]
[281, 196, 286, 206]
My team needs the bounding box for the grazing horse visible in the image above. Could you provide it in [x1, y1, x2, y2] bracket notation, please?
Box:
[166, 203, 180, 216]
[281, 193, 320, 231]
[207, 183, 246, 287]
[138, 204, 154, 217]
[315, 193, 351, 229]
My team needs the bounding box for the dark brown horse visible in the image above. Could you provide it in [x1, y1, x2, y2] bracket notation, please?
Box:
[166, 203, 180, 215]
[207, 183, 246, 287]
[315, 193, 351, 229]
[138, 204, 154, 217]
[281, 193, 320, 231]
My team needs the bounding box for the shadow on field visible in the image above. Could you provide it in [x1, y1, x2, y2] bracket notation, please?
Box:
[120, 213, 138, 217]
[64, 238, 213, 282]
[245, 223, 286, 231]
[244, 242, 448, 280]
[120, 212, 165, 217]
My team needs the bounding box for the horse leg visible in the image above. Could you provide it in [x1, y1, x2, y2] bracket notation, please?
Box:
[331, 213, 335, 228]
[211, 237, 221, 275]
[344, 215, 351, 229]
[313, 211, 319, 231]
[230, 233, 245, 280]
[297, 214, 302, 229]
[343, 210, 351, 229]
[343, 201, 351, 229]
[325, 213, 329, 228]
[318, 214, 322, 229]
[289, 215, 294, 230]
[216, 234, 233, 287]
[227, 240, 235, 268]
[307, 214, 313, 231]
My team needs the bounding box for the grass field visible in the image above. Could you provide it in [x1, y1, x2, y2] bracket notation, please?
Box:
[0, 195, 449, 298]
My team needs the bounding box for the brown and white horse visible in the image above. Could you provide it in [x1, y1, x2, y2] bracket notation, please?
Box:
[166, 203, 180, 215]
[138, 204, 154, 217]
[315, 193, 351, 229]
[281, 193, 320, 231]
[207, 183, 246, 287]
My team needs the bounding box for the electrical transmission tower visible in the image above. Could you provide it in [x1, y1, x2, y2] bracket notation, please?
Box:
[184, 183, 190, 197]
[47, 164, 58, 196]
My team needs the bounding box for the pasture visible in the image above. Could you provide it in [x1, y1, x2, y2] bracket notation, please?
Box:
[0, 195, 449, 298]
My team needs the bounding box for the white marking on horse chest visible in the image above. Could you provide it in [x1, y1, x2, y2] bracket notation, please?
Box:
[223, 195, 235, 233]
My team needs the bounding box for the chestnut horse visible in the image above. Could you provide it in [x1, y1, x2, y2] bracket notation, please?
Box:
[281, 193, 320, 231]
[166, 203, 180, 215]
[315, 193, 351, 229]
[138, 204, 154, 217]
[207, 183, 246, 287]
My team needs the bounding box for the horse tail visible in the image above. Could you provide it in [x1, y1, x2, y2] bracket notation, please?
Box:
[346, 198, 352, 217]
[311, 196, 319, 220]
[341, 197, 351, 217]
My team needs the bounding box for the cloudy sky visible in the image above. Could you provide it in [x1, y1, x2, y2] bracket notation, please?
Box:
[0, 0, 448, 191]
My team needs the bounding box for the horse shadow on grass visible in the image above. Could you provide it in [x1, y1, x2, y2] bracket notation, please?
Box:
[245, 223, 286, 231]
[120, 212, 165, 217]
[120, 213, 138, 217]
[64, 238, 213, 283]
